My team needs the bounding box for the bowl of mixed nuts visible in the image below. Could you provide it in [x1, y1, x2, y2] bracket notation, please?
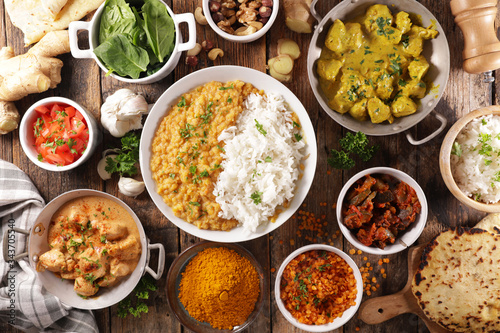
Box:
[202, 0, 278, 43]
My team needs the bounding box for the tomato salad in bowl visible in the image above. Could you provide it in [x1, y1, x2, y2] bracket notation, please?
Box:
[20, 97, 100, 172]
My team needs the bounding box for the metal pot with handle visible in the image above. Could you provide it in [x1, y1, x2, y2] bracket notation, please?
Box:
[2, 189, 165, 310]
[307, 0, 450, 145]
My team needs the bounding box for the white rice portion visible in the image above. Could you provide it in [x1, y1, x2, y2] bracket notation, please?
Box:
[213, 93, 305, 232]
[451, 115, 500, 203]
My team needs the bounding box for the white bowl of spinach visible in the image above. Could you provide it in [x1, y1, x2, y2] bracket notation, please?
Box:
[69, 0, 196, 83]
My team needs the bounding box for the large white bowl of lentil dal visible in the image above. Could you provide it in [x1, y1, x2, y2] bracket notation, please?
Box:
[275, 244, 363, 331]
[140, 66, 317, 242]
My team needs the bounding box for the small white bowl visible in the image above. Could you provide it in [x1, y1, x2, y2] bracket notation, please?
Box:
[274, 244, 363, 332]
[19, 97, 101, 172]
[68, 0, 196, 84]
[203, 0, 278, 43]
[336, 167, 428, 255]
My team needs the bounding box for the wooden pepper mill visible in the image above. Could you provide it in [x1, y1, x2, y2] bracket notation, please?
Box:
[450, 0, 500, 81]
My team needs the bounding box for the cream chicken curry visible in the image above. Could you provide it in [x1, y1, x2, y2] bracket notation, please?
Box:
[317, 4, 437, 124]
[37, 196, 141, 298]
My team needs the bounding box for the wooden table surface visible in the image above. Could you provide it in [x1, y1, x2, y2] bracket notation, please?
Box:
[0, 0, 496, 332]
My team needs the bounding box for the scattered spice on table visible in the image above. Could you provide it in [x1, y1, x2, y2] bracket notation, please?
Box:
[178, 247, 260, 330]
[280, 250, 358, 325]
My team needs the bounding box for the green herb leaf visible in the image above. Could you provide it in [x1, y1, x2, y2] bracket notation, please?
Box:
[219, 84, 234, 90]
[328, 150, 355, 169]
[177, 96, 186, 107]
[141, 0, 175, 63]
[98, 0, 136, 45]
[250, 191, 263, 205]
[451, 142, 462, 158]
[255, 119, 267, 136]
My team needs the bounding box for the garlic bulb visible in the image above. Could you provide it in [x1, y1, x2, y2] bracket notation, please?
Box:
[97, 154, 117, 180]
[101, 89, 149, 137]
[118, 176, 145, 197]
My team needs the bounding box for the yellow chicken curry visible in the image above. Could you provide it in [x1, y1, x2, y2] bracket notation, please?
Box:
[317, 4, 437, 124]
[37, 196, 141, 298]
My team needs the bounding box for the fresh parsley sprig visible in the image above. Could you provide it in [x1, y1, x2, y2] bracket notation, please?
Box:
[328, 132, 379, 169]
[105, 132, 140, 176]
[117, 276, 158, 319]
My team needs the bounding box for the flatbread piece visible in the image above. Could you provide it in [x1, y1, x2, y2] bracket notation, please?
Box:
[476, 213, 500, 235]
[412, 228, 500, 333]
[5, 0, 104, 45]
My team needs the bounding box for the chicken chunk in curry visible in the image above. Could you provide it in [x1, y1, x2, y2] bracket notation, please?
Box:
[37, 196, 141, 298]
[317, 4, 438, 124]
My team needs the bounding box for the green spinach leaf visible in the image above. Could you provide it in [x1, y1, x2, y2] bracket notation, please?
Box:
[94, 34, 149, 79]
[99, 0, 136, 44]
[141, 0, 175, 63]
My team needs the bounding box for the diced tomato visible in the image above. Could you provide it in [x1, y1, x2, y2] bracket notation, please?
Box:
[72, 138, 86, 155]
[35, 105, 50, 114]
[75, 111, 84, 121]
[69, 117, 86, 138]
[44, 153, 66, 166]
[65, 106, 76, 118]
[30, 102, 88, 167]
[50, 104, 65, 118]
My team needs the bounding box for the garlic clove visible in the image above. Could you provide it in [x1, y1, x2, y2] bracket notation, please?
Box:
[97, 154, 117, 180]
[117, 95, 149, 120]
[118, 176, 145, 197]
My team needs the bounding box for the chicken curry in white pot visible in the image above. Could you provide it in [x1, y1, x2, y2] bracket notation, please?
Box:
[37, 196, 142, 298]
[317, 4, 437, 124]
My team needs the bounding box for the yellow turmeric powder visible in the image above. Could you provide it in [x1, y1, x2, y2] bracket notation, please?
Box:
[178, 247, 260, 329]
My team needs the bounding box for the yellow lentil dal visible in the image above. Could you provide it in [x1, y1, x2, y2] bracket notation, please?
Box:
[150, 80, 260, 230]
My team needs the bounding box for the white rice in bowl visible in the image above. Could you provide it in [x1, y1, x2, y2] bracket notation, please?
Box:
[451, 115, 500, 203]
[213, 93, 306, 232]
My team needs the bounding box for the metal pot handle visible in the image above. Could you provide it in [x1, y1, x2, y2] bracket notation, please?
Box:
[405, 111, 447, 145]
[310, 0, 322, 24]
[2, 227, 30, 262]
[145, 243, 165, 280]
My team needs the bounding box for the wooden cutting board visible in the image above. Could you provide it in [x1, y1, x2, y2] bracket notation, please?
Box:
[358, 244, 452, 333]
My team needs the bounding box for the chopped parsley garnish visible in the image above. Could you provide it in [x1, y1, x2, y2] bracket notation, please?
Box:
[177, 96, 186, 107]
[264, 156, 272, 163]
[451, 142, 462, 158]
[250, 191, 263, 205]
[254, 119, 267, 136]
[189, 201, 201, 206]
[179, 123, 196, 139]
[293, 121, 301, 128]
[219, 84, 234, 90]
[294, 133, 303, 141]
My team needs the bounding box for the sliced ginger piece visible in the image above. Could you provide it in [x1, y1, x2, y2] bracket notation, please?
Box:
[268, 55, 294, 75]
[268, 65, 292, 82]
[277, 38, 301, 60]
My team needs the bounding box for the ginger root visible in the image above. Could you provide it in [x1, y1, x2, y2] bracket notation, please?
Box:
[283, 0, 314, 33]
[0, 101, 20, 135]
[267, 39, 300, 82]
[0, 30, 70, 135]
[0, 30, 70, 102]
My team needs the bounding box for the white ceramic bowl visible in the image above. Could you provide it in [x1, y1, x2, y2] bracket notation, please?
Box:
[19, 97, 101, 172]
[336, 167, 428, 255]
[68, 0, 196, 84]
[440, 105, 500, 213]
[203, 0, 278, 43]
[26, 189, 165, 310]
[140, 65, 317, 242]
[274, 244, 363, 332]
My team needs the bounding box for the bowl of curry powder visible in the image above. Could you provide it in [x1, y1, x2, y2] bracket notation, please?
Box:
[166, 241, 265, 332]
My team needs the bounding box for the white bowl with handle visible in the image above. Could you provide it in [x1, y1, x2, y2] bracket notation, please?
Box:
[68, 0, 196, 84]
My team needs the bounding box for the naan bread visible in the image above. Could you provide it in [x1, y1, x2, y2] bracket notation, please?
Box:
[41, 0, 69, 19]
[412, 228, 500, 332]
[476, 213, 500, 235]
[5, 0, 104, 45]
